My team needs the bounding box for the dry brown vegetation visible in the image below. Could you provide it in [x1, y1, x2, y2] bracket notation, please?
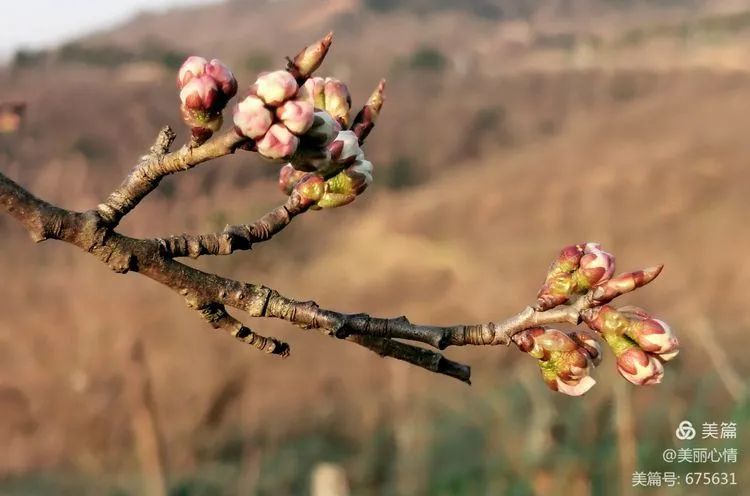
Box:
[1, 1, 749, 494]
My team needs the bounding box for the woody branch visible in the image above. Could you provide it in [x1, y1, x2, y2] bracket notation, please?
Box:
[0, 33, 679, 393]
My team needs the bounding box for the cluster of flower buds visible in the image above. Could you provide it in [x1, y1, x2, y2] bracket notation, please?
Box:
[176, 33, 384, 210]
[274, 79, 386, 209]
[582, 305, 678, 385]
[177, 56, 238, 143]
[233, 70, 314, 160]
[513, 328, 602, 396]
[231, 34, 339, 160]
[536, 243, 615, 311]
[525, 242, 679, 394]
[278, 129, 373, 209]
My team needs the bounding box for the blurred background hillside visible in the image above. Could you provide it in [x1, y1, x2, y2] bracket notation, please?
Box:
[1, 0, 749, 494]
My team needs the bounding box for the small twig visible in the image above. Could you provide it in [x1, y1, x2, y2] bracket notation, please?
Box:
[97, 128, 248, 228]
[348, 336, 471, 384]
[198, 303, 290, 357]
[158, 194, 310, 258]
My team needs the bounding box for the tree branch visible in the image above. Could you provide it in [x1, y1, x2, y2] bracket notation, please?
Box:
[157, 194, 310, 258]
[96, 127, 249, 228]
[347, 336, 471, 384]
[1, 33, 670, 392]
[198, 303, 290, 357]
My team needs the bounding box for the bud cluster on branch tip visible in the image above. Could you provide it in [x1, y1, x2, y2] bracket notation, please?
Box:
[233, 70, 319, 160]
[177, 56, 237, 141]
[582, 305, 679, 385]
[514, 327, 602, 396]
[536, 242, 615, 311]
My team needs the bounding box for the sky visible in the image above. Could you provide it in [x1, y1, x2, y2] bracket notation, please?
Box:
[1, 0, 220, 60]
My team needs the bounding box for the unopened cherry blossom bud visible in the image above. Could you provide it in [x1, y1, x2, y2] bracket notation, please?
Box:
[177, 56, 237, 144]
[233, 95, 273, 139]
[297, 77, 326, 108]
[576, 243, 615, 288]
[351, 79, 386, 143]
[205, 59, 238, 99]
[591, 265, 663, 305]
[254, 70, 298, 106]
[180, 75, 221, 114]
[619, 306, 679, 361]
[514, 327, 598, 396]
[256, 123, 299, 160]
[323, 78, 352, 126]
[178, 56, 208, 87]
[276, 99, 314, 135]
[297, 77, 351, 126]
[178, 57, 236, 110]
[288, 32, 333, 81]
[581, 304, 631, 336]
[608, 336, 665, 386]
[536, 244, 584, 310]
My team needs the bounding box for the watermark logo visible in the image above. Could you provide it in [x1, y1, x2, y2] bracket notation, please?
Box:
[676, 420, 696, 441]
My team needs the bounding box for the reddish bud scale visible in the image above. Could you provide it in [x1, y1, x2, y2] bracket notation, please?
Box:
[591, 265, 663, 305]
[575, 243, 615, 289]
[351, 79, 386, 143]
[288, 32, 334, 83]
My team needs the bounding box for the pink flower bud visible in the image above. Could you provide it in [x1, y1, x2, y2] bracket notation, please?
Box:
[256, 123, 299, 160]
[576, 243, 615, 288]
[323, 78, 352, 126]
[233, 95, 273, 139]
[180, 75, 221, 114]
[178, 56, 236, 111]
[276, 99, 314, 135]
[618, 306, 679, 360]
[205, 59, 237, 99]
[297, 77, 326, 108]
[615, 346, 664, 386]
[254, 70, 298, 106]
[178, 56, 208, 87]
[297, 77, 351, 126]
[514, 327, 599, 396]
